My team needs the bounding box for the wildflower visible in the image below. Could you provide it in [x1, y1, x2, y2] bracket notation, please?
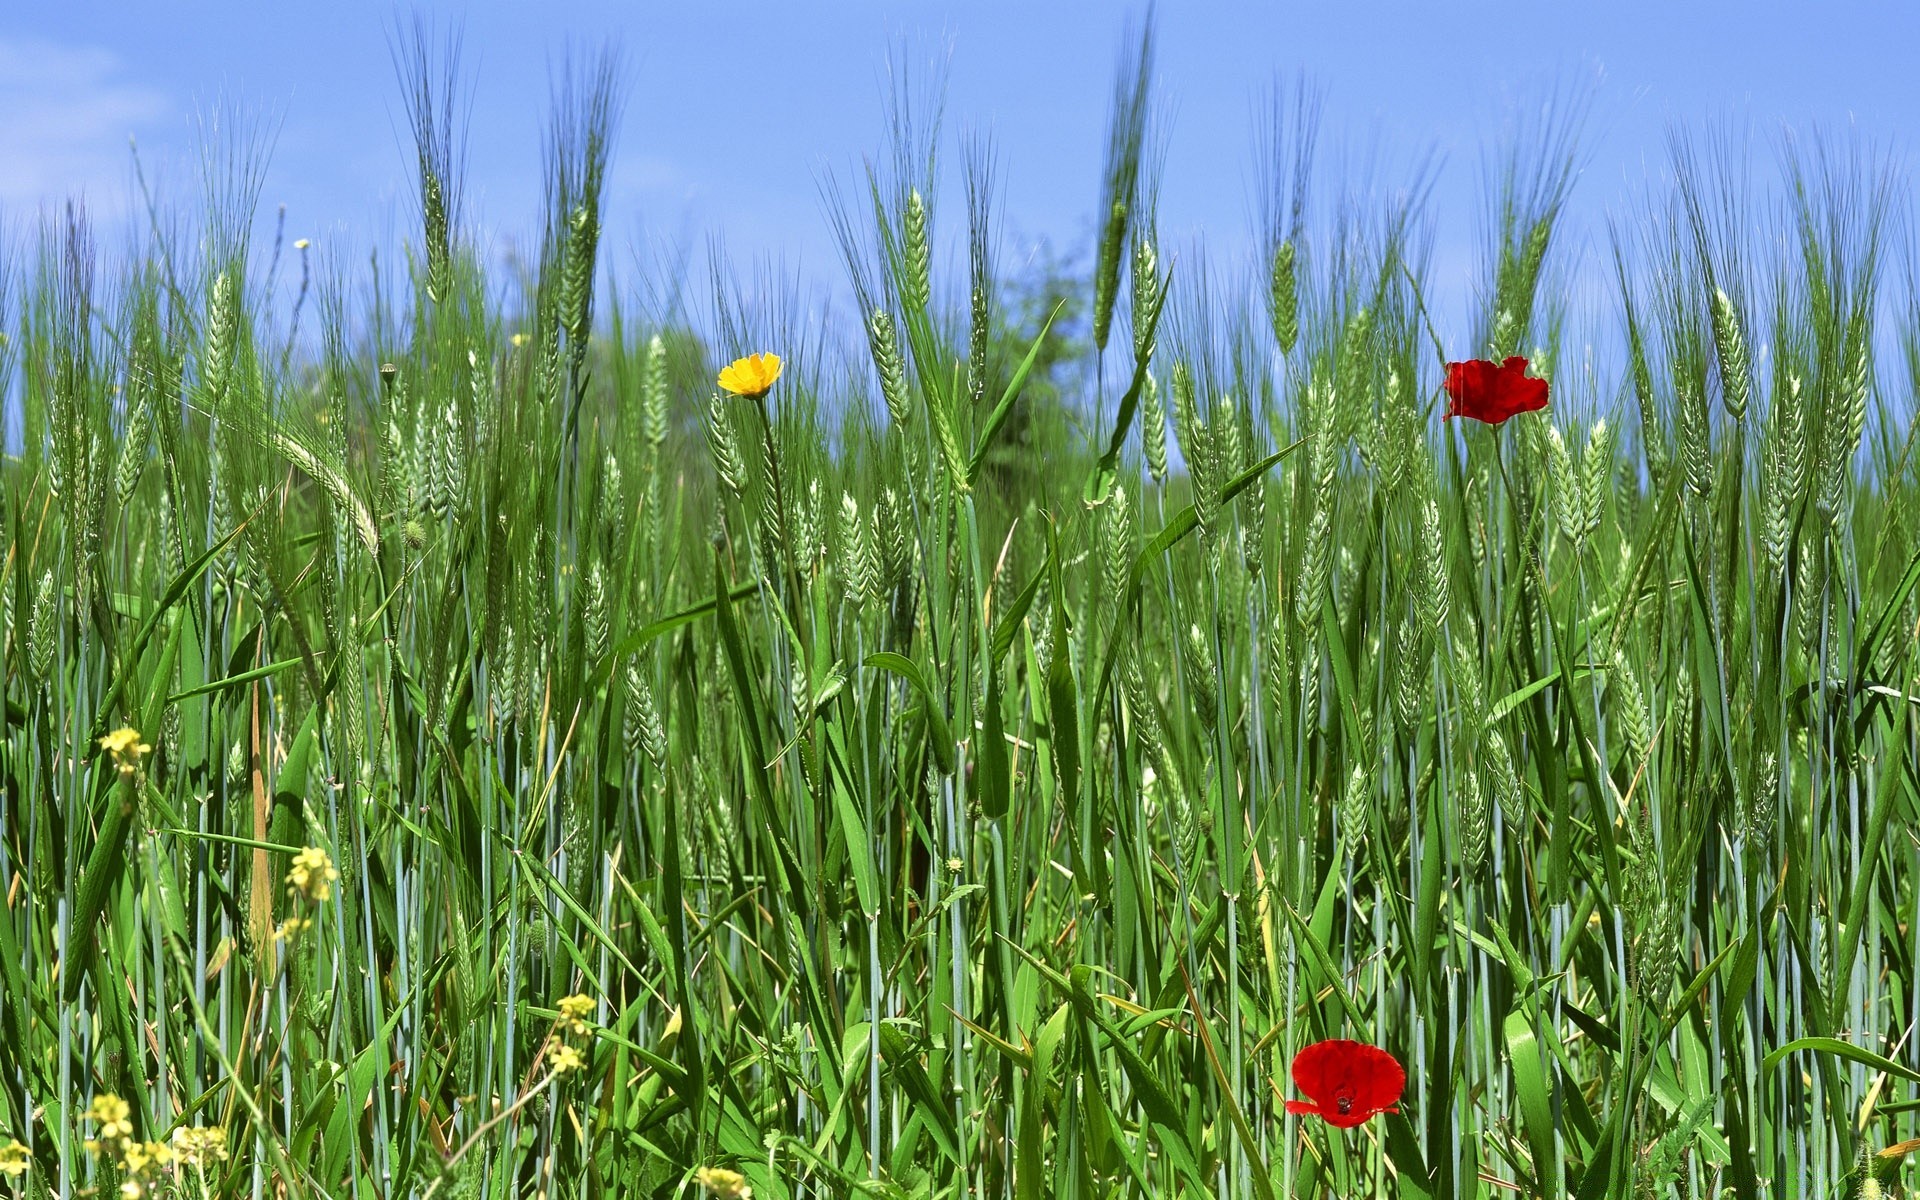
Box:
[274, 916, 313, 941]
[1284, 1039, 1404, 1128]
[0, 1140, 28, 1177]
[1442, 356, 1548, 426]
[87, 1094, 134, 1143]
[121, 1141, 172, 1173]
[556, 993, 596, 1037]
[549, 1044, 584, 1075]
[98, 728, 152, 773]
[510, 332, 528, 348]
[294, 238, 310, 251]
[120, 1182, 142, 1200]
[287, 846, 339, 904]
[170, 1125, 228, 1167]
[695, 1165, 753, 1198]
[716, 353, 782, 400]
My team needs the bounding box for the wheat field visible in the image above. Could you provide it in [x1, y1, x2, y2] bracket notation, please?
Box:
[1, 20, 1918, 1200]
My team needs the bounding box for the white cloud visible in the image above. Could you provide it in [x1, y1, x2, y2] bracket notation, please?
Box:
[0, 37, 169, 216]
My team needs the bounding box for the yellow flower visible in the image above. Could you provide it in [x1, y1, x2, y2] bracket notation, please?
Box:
[549, 1044, 584, 1075]
[121, 1181, 142, 1200]
[294, 238, 311, 251]
[287, 846, 339, 904]
[122, 1140, 172, 1173]
[717, 353, 782, 399]
[87, 1094, 133, 1143]
[0, 1139, 29, 1177]
[274, 916, 313, 941]
[170, 1125, 228, 1167]
[98, 728, 152, 773]
[556, 993, 596, 1036]
[695, 1165, 753, 1198]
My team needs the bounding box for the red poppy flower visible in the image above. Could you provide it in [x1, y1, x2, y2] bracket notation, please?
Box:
[1443, 356, 1549, 425]
[1285, 1039, 1404, 1128]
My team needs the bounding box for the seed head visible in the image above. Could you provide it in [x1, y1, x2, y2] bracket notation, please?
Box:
[1709, 287, 1749, 421]
[706, 393, 747, 498]
[641, 334, 669, 449]
[1141, 369, 1169, 483]
[1270, 239, 1298, 355]
[904, 188, 931, 314]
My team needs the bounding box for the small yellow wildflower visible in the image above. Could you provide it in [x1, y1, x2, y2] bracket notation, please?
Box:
[0, 1139, 28, 1177]
[287, 846, 339, 904]
[556, 993, 596, 1037]
[510, 332, 528, 348]
[694, 1165, 753, 1199]
[549, 1044, 584, 1075]
[170, 1125, 229, 1167]
[98, 728, 152, 773]
[120, 1181, 142, 1200]
[274, 916, 313, 942]
[716, 353, 782, 400]
[121, 1141, 172, 1173]
[87, 1094, 134, 1143]
[294, 238, 311, 251]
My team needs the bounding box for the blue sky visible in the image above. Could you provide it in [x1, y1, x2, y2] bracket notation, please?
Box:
[4, 1, 1915, 346]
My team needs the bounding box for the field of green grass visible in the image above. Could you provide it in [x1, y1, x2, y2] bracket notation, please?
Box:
[2, 22, 1919, 1200]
